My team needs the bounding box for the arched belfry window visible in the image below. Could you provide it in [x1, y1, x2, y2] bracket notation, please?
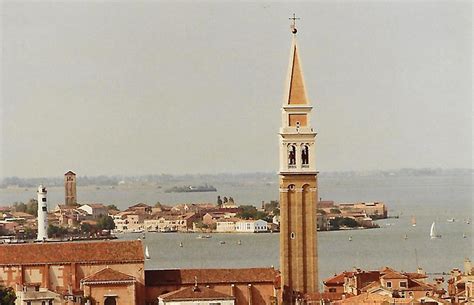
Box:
[302, 144, 309, 166]
[104, 297, 117, 305]
[288, 145, 296, 166]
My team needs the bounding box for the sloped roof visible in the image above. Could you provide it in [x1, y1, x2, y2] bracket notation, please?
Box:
[159, 286, 234, 301]
[146, 268, 278, 286]
[81, 267, 135, 284]
[324, 272, 354, 285]
[340, 292, 391, 304]
[287, 43, 308, 105]
[0, 240, 144, 265]
[381, 271, 408, 280]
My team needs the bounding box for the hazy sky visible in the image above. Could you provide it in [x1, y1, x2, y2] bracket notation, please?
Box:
[1, 1, 472, 178]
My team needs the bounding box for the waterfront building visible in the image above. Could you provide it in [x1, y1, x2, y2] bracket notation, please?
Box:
[338, 202, 387, 219]
[113, 211, 145, 232]
[37, 185, 49, 241]
[78, 203, 108, 219]
[0, 240, 145, 304]
[126, 203, 153, 215]
[235, 219, 268, 233]
[278, 19, 319, 302]
[215, 218, 238, 233]
[64, 171, 77, 206]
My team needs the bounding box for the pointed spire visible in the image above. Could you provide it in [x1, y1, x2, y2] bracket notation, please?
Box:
[286, 39, 309, 105]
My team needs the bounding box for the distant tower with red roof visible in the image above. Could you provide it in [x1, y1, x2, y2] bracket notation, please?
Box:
[64, 170, 77, 205]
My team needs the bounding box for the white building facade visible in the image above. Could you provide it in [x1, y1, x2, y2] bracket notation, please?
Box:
[235, 219, 268, 233]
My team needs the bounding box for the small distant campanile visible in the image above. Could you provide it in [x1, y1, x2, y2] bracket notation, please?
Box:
[37, 185, 49, 241]
[279, 15, 319, 302]
[64, 170, 77, 205]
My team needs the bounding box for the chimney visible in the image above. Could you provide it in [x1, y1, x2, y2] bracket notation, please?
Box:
[417, 267, 426, 282]
[464, 258, 472, 275]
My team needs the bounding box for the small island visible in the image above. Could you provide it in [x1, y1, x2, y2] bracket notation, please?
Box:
[164, 184, 217, 193]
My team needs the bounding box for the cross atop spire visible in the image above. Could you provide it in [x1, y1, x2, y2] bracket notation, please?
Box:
[289, 13, 300, 34]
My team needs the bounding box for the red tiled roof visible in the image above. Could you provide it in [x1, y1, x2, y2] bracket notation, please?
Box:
[81, 267, 135, 284]
[381, 271, 408, 279]
[406, 278, 435, 291]
[404, 272, 428, 279]
[128, 203, 151, 209]
[0, 240, 144, 265]
[324, 272, 353, 285]
[159, 286, 234, 301]
[146, 268, 278, 286]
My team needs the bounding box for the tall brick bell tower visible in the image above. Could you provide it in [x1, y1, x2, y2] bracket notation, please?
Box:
[279, 16, 319, 303]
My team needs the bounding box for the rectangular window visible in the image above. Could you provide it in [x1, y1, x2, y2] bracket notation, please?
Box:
[42, 206, 47, 211]
[400, 281, 407, 288]
[329, 288, 337, 293]
[386, 281, 392, 288]
[42, 198, 47, 202]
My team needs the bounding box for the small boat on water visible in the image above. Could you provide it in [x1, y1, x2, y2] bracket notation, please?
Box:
[179, 242, 183, 247]
[430, 222, 441, 239]
[145, 246, 150, 260]
[447, 218, 455, 222]
[196, 235, 212, 239]
[219, 240, 226, 245]
[348, 236, 352, 242]
[411, 216, 417, 227]
[237, 240, 242, 245]
[404, 234, 408, 240]
[463, 233, 467, 238]
[132, 229, 144, 233]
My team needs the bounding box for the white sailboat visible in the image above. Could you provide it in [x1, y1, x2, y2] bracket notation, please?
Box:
[145, 245, 150, 260]
[411, 216, 417, 227]
[430, 222, 441, 239]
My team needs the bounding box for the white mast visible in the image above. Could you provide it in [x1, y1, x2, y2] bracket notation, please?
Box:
[37, 185, 49, 241]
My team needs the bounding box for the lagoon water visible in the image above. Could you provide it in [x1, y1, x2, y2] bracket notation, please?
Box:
[1, 173, 472, 284]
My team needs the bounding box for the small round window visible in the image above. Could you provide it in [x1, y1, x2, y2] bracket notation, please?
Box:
[290, 232, 296, 239]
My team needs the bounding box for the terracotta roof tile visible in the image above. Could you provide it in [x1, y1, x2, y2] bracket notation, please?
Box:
[324, 272, 353, 285]
[81, 267, 135, 284]
[381, 271, 408, 279]
[0, 240, 144, 265]
[159, 286, 234, 301]
[146, 268, 278, 286]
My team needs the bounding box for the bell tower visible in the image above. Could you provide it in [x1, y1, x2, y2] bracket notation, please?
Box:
[279, 16, 319, 303]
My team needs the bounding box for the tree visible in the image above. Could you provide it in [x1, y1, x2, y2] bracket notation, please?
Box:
[217, 196, 223, 207]
[25, 199, 38, 216]
[154, 201, 162, 208]
[97, 215, 115, 231]
[223, 197, 228, 203]
[80, 222, 93, 234]
[48, 224, 68, 238]
[107, 204, 119, 211]
[13, 202, 26, 213]
[0, 286, 16, 305]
